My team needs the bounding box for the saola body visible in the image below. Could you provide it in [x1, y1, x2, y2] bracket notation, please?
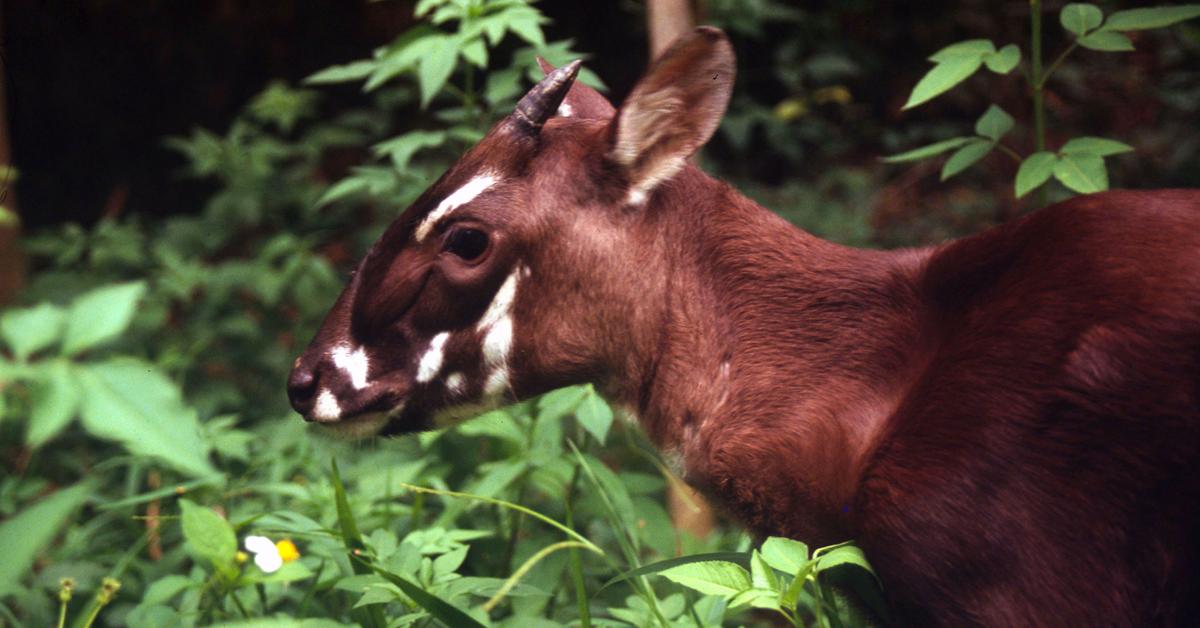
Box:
[289, 28, 1200, 625]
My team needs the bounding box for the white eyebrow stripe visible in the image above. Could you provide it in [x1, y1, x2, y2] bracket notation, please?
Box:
[414, 173, 499, 242]
[331, 345, 370, 390]
[416, 332, 451, 383]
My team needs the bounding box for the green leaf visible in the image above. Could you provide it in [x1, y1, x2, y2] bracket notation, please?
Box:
[927, 39, 995, 62]
[750, 550, 780, 591]
[0, 483, 90, 596]
[1102, 5, 1200, 30]
[0, 303, 65, 361]
[760, 537, 810, 574]
[363, 561, 488, 628]
[179, 499, 237, 569]
[507, 10, 546, 48]
[1053, 153, 1109, 193]
[1015, 152, 1058, 198]
[460, 37, 488, 69]
[882, 137, 972, 163]
[1078, 30, 1135, 51]
[418, 36, 459, 109]
[77, 358, 216, 478]
[659, 561, 752, 597]
[1060, 136, 1134, 156]
[304, 60, 377, 85]
[536, 385, 588, 423]
[984, 44, 1021, 73]
[1061, 3, 1104, 35]
[941, 138, 995, 181]
[597, 552, 751, 595]
[331, 459, 389, 628]
[576, 388, 613, 445]
[815, 545, 877, 576]
[373, 130, 447, 172]
[61, 281, 146, 356]
[27, 360, 80, 446]
[974, 104, 1014, 141]
[903, 55, 985, 110]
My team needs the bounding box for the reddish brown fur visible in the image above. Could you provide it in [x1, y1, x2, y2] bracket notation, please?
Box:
[290, 28, 1200, 625]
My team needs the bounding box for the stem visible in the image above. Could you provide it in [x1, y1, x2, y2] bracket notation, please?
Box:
[1030, 0, 1049, 208]
[482, 541, 593, 612]
[564, 464, 591, 628]
[996, 143, 1023, 163]
[1039, 42, 1078, 89]
[57, 599, 68, 628]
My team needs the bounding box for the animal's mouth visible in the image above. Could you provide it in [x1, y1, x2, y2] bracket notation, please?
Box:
[315, 410, 393, 440]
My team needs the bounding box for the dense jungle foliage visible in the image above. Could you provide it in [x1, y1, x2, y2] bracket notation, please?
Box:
[1, 1, 1198, 626]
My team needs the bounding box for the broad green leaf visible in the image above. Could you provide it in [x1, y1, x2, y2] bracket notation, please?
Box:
[815, 545, 877, 577]
[659, 561, 752, 597]
[456, 409, 526, 447]
[1053, 153, 1109, 193]
[0, 483, 90, 596]
[728, 587, 781, 611]
[1078, 30, 1135, 51]
[460, 37, 488, 69]
[941, 138, 994, 181]
[984, 44, 1021, 73]
[304, 60, 376, 85]
[180, 499, 237, 569]
[1061, 3, 1104, 35]
[750, 550, 779, 591]
[536, 385, 588, 423]
[61, 281, 146, 356]
[576, 388, 613, 445]
[927, 39, 995, 62]
[365, 561, 488, 628]
[761, 537, 810, 574]
[903, 55, 985, 110]
[882, 137, 972, 163]
[0, 302, 65, 361]
[331, 459, 388, 628]
[1102, 5, 1200, 30]
[597, 552, 751, 594]
[77, 359, 216, 478]
[506, 10, 546, 48]
[373, 130, 446, 172]
[27, 360, 80, 446]
[418, 36, 459, 108]
[974, 104, 1014, 141]
[1015, 152, 1058, 198]
[1060, 136, 1134, 156]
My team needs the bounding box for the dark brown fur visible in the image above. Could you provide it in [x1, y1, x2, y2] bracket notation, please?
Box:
[290, 28, 1200, 625]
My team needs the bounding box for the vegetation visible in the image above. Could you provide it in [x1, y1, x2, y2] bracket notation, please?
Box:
[1, 1, 1197, 626]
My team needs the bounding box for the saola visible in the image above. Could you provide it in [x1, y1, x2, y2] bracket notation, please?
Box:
[288, 27, 1200, 625]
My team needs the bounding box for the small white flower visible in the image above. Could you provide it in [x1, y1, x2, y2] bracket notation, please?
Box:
[244, 535, 283, 573]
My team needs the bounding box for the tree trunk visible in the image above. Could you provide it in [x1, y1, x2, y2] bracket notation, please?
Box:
[0, 5, 25, 306]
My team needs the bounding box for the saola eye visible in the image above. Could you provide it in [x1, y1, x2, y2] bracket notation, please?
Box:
[443, 227, 489, 261]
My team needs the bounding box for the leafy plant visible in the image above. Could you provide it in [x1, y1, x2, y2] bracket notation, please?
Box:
[885, 3, 1200, 200]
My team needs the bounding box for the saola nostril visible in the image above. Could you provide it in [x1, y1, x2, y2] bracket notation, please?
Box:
[287, 363, 319, 416]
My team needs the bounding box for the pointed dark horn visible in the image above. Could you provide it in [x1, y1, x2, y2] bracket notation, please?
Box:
[512, 60, 582, 135]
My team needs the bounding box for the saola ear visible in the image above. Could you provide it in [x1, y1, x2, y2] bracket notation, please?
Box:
[611, 27, 734, 205]
[536, 57, 616, 120]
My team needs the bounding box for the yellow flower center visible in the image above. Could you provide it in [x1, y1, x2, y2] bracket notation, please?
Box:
[275, 539, 300, 563]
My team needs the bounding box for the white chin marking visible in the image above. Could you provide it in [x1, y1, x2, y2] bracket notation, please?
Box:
[415, 173, 498, 242]
[417, 332, 451, 383]
[484, 367, 509, 396]
[477, 271, 519, 332]
[320, 411, 390, 440]
[313, 388, 342, 422]
[445, 372, 465, 395]
[332, 345, 370, 390]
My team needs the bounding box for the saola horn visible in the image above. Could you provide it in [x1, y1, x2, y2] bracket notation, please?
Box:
[512, 60, 581, 134]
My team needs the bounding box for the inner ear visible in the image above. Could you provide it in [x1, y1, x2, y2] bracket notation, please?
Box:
[610, 27, 735, 204]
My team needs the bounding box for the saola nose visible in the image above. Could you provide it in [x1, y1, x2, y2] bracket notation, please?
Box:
[287, 361, 318, 418]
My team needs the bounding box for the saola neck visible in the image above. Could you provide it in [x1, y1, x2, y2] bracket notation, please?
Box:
[625, 167, 932, 542]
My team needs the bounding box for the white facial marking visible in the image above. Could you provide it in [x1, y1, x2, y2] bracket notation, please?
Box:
[482, 317, 513, 366]
[445, 372, 465, 394]
[313, 388, 342, 422]
[417, 332, 451, 383]
[557, 102, 574, 118]
[477, 271, 519, 332]
[331, 345, 370, 390]
[415, 173, 498, 242]
[625, 187, 648, 206]
[484, 367, 510, 396]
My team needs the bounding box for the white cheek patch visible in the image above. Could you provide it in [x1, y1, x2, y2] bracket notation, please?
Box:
[484, 367, 510, 396]
[475, 268, 521, 397]
[331, 345, 370, 390]
[482, 317, 513, 366]
[445, 372, 465, 395]
[414, 173, 499, 242]
[417, 332, 451, 383]
[477, 271, 519, 332]
[313, 388, 342, 422]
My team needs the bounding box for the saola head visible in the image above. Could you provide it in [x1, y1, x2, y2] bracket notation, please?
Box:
[287, 27, 734, 438]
